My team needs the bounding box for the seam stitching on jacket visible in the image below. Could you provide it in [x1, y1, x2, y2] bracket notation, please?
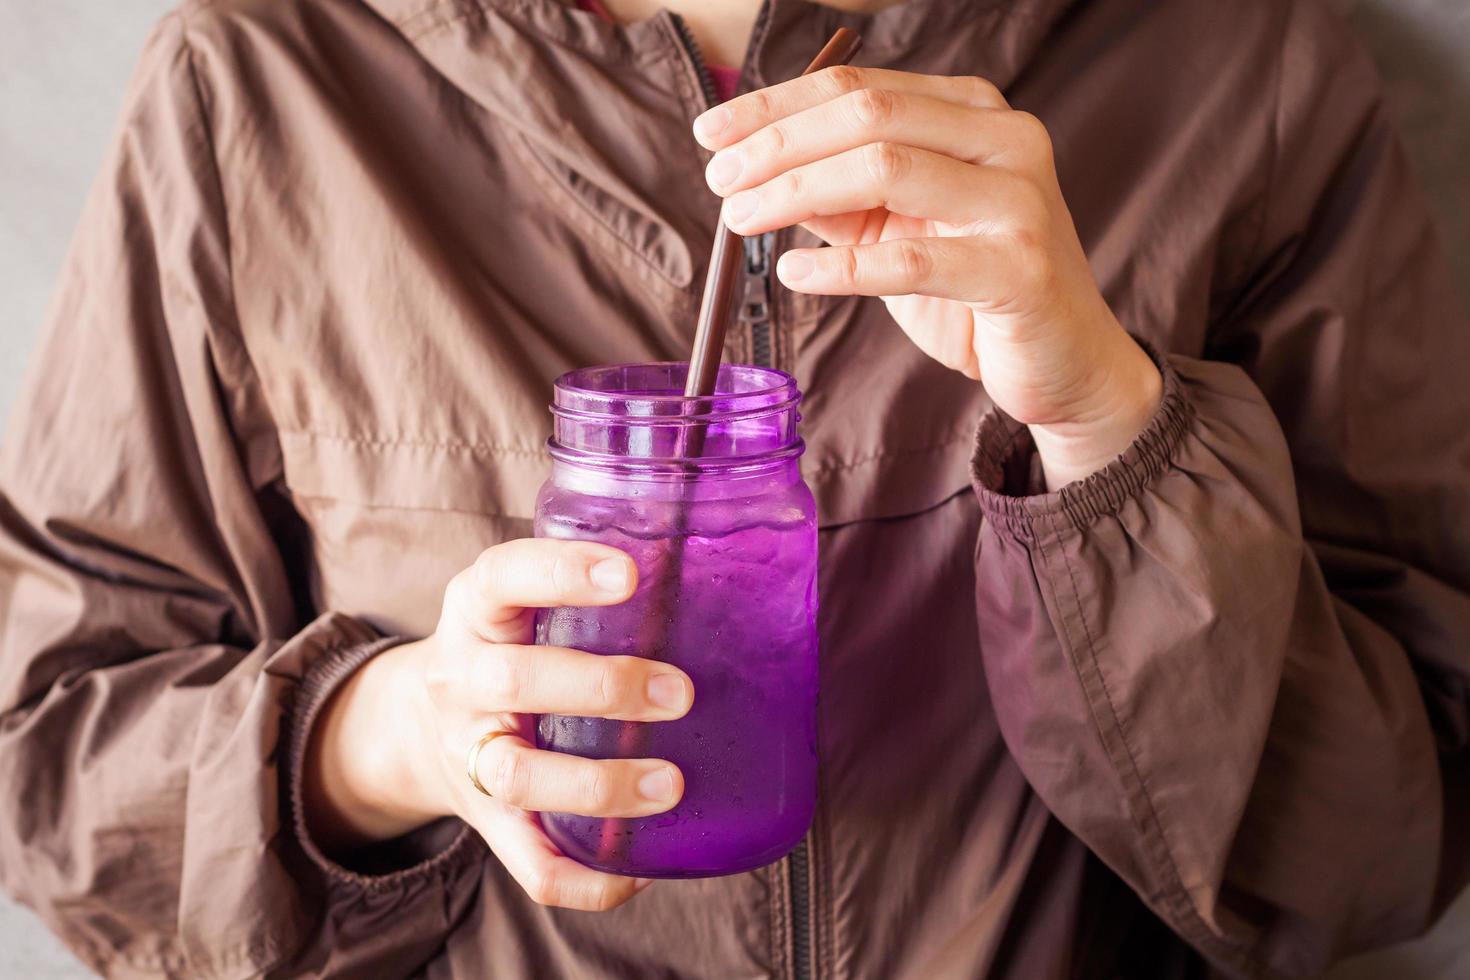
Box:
[117, 936, 281, 975]
[1040, 507, 1255, 971]
[512, 130, 691, 294]
[1040, 508, 1194, 921]
[280, 429, 544, 456]
[807, 430, 973, 476]
[395, 0, 1037, 42]
[176, 10, 288, 494]
[399, 0, 665, 59]
[400, 1, 484, 41]
[287, 487, 527, 520]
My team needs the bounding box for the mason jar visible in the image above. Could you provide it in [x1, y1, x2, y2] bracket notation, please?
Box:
[534, 362, 818, 878]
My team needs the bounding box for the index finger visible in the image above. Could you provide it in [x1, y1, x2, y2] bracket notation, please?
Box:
[451, 538, 638, 644]
[693, 67, 1008, 151]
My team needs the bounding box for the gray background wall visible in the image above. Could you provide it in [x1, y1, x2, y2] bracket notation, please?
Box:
[0, 1, 1466, 976]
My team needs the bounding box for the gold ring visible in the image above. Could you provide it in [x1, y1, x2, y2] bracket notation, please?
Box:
[466, 729, 516, 798]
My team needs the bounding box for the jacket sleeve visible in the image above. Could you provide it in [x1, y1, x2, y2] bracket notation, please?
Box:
[970, 3, 1470, 977]
[0, 16, 476, 978]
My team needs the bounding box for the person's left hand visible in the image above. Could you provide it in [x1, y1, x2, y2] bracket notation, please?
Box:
[693, 67, 1162, 488]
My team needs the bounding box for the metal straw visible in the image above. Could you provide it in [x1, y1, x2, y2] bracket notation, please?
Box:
[683, 27, 863, 403]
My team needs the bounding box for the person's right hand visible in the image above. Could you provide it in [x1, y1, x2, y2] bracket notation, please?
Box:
[302, 538, 695, 911]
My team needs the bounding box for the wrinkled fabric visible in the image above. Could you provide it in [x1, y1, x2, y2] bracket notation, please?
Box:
[575, 0, 743, 100]
[0, 0, 1467, 977]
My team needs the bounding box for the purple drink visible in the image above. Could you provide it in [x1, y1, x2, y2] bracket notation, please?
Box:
[534, 363, 818, 878]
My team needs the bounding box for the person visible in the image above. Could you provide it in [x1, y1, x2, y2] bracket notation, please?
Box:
[1, 0, 1467, 975]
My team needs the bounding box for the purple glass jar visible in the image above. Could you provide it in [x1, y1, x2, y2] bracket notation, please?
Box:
[535, 362, 818, 878]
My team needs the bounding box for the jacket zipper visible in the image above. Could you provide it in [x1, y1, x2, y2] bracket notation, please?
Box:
[669, 13, 781, 376]
[670, 15, 811, 980]
[788, 832, 814, 980]
[742, 231, 776, 368]
[669, 14, 720, 108]
[760, 226, 810, 980]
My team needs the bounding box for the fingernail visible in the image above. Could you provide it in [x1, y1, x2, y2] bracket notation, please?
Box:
[590, 558, 631, 595]
[646, 672, 689, 711]
[633, 877, 655, 892]
[779, 252, 813, 283]
[694, 106, 731, 141]
[725, 191, 758, 224]
[707, 150, 743, 189]
[637, 767, 675, 802]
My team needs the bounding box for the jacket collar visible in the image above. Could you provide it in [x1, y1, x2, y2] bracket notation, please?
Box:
[357, 0, 1077, 291]
[366, 0, 1078, 89]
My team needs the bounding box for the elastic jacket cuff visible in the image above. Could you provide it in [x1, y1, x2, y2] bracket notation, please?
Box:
[971, 339, 1194, 541]
[285, 635, 479, 891]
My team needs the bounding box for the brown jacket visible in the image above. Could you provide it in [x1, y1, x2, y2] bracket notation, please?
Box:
[1, 0, 1467, 977]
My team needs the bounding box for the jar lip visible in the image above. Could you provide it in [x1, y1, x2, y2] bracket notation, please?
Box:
[546, 438, 805, 475]
[549, 362, 803, 465]
[552, 395, 801, 427]
[552, 362, 798, 417]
